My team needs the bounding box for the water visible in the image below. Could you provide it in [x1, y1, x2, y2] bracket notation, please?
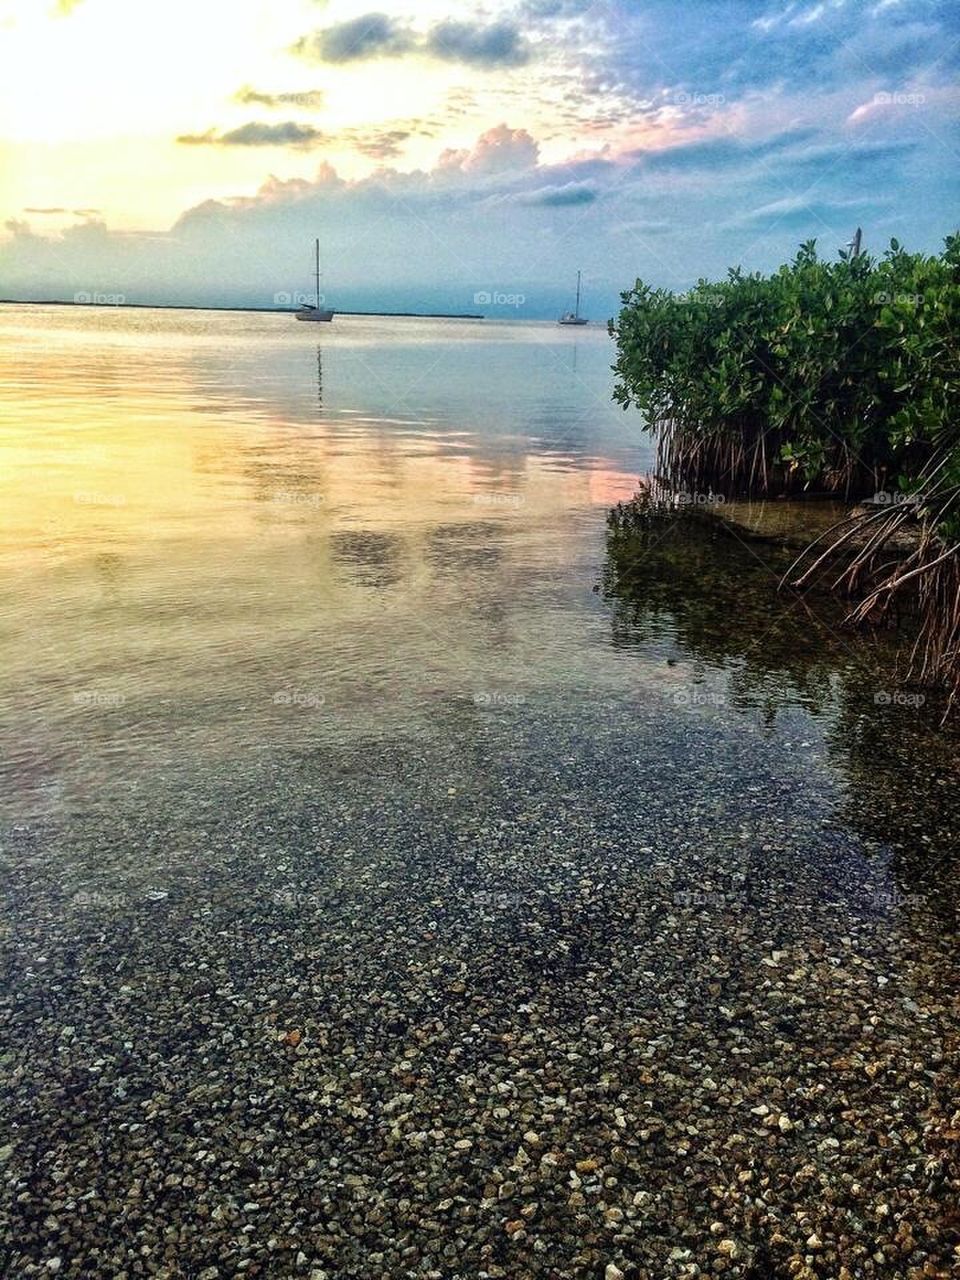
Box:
[0, 306, 647, 814]
[0, 302, 957, 880]
[0, 302, 957, 890]
[2, 303, 960, 1276]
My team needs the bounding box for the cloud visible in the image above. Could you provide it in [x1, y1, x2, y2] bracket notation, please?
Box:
[440, 124, 540, 174]
[293, 13, 415, 63]
[343, 127, 414, 159]
[24, 206, 101, 216]
[426, 20, 531, 68]
[293, 13, 532, 69]
[774, 136, 919, 178]
[517, 181, 598, 206]
[627, 131, 810, 175]
[730, 193, 885, 229]
[178, 122, 327, 149]
[235, 86, 325, 111]
[4, 104, 955, 316]
[535, 0, 960, 136]
[177, 118, 440, 160]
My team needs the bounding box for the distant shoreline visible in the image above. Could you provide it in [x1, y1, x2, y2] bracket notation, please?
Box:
[0, 299, 485, 321]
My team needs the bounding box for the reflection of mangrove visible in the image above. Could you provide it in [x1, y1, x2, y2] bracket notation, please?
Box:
[426, 522, 504, 573]
[602, 499, 860, 718]
[603, 500, 960, 909]
[329, 530, 404, 589]
[827, 683, 960, 910]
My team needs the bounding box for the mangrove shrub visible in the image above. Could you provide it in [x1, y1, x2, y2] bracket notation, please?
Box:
[610, 234, 960, 501]
[610, 233, 960, 710]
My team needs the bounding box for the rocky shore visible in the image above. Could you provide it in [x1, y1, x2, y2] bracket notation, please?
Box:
[3, 705, 959, 1279]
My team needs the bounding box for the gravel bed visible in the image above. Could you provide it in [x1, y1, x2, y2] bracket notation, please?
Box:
[2, 706, 959, 1278]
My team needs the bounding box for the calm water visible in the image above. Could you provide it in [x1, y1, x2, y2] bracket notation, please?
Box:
[0, 302, 957, 890]
[0, 306, 646, 816]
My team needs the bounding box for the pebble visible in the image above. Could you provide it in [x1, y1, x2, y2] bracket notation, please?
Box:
[1, 717, 958, 1279]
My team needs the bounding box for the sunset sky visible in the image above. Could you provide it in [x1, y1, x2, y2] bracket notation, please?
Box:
[1, 0, 957, 314]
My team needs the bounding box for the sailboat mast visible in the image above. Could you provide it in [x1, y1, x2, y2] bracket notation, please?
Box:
[575, 270, 581, 319]
[314, 238, 321, 310]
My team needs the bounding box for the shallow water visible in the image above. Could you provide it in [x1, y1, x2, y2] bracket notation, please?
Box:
[0, 305, 649, 815]
[1, 305, 955, 878]
[2, 304, 959, 1277]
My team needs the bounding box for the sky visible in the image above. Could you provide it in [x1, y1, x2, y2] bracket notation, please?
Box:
[0, 0, 957, 316]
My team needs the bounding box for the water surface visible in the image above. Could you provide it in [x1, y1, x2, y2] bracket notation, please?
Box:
[1, 306, 647, 814]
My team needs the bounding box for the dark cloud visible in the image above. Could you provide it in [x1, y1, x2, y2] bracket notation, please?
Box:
[426, 20, 531, 68]
[776, 137, 919, 175]
[345, 128, 414, 159]
[625, 128, 831, 177]
[176, 118, 435, 160]
[24, 206, 101, 216]
[178, 122, 327, 149]
[519, 181, 598, 206]
[235, 86, 325, 110]
[293, 13, 415, 63]
[292, 14, 532, 69]
[640, 137, 747, 172]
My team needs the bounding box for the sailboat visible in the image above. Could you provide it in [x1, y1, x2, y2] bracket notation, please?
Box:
[296, 238, 334, 322]
[558, 270, 588, 326]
